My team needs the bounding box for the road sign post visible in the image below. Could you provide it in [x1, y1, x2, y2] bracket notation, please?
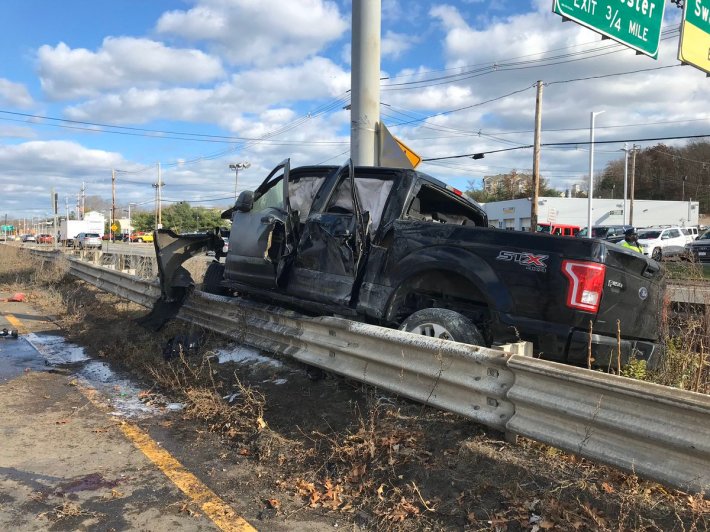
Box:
[553, 0, 665, 59]
[678, 0, 710, 75]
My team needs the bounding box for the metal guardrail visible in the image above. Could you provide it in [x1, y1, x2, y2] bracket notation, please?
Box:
[28, 249, 710, 492]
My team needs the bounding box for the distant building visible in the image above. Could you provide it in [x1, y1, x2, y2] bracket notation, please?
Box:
[482, 173, 530, 195]
[483, 197, 699, 232]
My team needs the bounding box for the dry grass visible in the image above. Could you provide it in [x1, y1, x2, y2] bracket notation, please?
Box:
[1, 246, 708, 531]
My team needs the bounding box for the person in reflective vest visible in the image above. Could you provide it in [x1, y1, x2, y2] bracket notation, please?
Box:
[620, 227, 642, 253]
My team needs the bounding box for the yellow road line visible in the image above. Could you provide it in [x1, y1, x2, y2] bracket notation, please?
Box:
[3, 313, 25, 334]
[117, 421, 256, 532]
[9, 313, 256, 532]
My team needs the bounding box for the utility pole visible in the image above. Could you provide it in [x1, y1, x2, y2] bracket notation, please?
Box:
[587, 111, 604, 236]
[629, 145, 639, 226]
[622, 143, 629, 225]
[350, 0, 381, 166]
[153, 163, 164, 230]
[52, 189, 58, 250]
[158, 162, 162, 229]
[80, 182, 86, 219]
[111, 169, 116, 241]
[530, 80, 543, 232]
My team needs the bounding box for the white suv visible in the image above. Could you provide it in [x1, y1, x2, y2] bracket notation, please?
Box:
[637, 227, 686, 261]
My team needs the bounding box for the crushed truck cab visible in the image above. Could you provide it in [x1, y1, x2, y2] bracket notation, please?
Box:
[153, 159, 665, 369]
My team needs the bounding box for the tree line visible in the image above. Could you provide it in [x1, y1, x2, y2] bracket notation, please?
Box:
[465, 140, 710, 212]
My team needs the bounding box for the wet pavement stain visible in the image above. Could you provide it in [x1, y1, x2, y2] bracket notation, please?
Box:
[56, 473, 121, 495]
[0, 337, 49, 382]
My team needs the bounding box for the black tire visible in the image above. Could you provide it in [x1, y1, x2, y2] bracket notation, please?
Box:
[136, 238, 143, 243]
[400, 308, 486, 346]
[652, 247, 662, 261]
[203, 262, 228, 295]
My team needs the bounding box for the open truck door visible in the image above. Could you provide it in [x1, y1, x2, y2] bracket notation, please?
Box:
[287, 159, 372, 306]
[224, 159, 297, 289]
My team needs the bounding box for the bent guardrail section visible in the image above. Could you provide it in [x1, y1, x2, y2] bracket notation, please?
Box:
[27, 251, 710, 492]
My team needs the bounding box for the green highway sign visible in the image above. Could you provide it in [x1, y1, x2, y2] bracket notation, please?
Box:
[553, 0, 666, 59]
[1, 225, 14, 232]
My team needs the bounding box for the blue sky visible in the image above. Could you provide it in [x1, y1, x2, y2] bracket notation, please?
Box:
[0, 0, 706, 222]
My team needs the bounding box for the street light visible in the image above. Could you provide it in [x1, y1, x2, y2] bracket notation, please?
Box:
[229, 162, 251, 201]
[587, 111, 604, 236]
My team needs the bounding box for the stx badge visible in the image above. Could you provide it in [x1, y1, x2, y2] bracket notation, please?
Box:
[496, 251, 549, 272]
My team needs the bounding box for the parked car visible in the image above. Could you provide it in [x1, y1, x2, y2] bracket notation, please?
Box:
[124, 231, 154, 243]
[681, 226, 699, 244]
[577, 225, 633, 242]
[74, 232, 102, 249]
[21, 234, 36, 243]
[637, 226, 687, 261]
[684, 229, 710, 262]
[37, 234, 54, 244]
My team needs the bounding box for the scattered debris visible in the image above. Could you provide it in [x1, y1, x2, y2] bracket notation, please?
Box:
[0, 328, 19, 339]
[0, 292, 25, 302]
[163, 334, 202, 360]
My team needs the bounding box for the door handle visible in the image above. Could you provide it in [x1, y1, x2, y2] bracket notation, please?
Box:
[261, 216, 275, 224]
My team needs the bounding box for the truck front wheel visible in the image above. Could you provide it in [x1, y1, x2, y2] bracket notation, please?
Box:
[203, 262, 228, 295]
[652, 247, 662, 261]
[400, 308, 486, 346]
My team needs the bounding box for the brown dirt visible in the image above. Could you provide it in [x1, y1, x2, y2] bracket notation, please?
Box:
[1, 245, 708, 531]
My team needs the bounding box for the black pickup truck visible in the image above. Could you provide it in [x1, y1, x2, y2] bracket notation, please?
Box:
[153, 159, 665, 368]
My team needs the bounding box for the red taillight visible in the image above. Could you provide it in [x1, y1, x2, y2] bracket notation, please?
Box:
[562, 260, 606, 313]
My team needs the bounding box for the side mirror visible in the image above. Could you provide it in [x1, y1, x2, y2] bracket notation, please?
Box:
[235, 190, 254, 213]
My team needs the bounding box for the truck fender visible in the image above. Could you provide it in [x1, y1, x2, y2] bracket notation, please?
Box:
[383, 246, 513, 322]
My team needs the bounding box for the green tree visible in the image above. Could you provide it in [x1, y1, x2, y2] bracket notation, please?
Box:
[467, 171, 560, 202]
[598, 140, 710, 212]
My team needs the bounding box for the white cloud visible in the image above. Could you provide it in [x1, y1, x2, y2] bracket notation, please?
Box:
[156, 0, 347, 66]
[37, 37, 224, 100]
[64, 57, 350, 127]
[382, 31, 417, 59]
[0, 78, 34, 108]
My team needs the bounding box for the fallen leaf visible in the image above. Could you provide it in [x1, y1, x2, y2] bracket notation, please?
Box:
[601, 482, 615, 494]
[377, 484, 385, 500]
[265, 498, 280, 509]
[256, 417, 267, 430]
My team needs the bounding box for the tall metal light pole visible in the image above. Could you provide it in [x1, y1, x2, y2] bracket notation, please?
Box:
[587, 111, 604, 236]
[229, 162, 251, 201]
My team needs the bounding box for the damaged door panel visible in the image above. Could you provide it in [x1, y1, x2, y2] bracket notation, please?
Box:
[224, 159, 295, 289]
[287, 160, 376, 306]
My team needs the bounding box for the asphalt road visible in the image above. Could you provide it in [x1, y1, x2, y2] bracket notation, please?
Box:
[0, 294, 244, 531]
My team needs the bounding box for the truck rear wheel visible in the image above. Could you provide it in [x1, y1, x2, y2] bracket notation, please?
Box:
[203, 262, 228, 295]
[400, 308, 486, 346]
[652, 247, 662, 261]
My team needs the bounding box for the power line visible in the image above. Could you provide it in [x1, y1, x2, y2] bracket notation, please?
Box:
[422, 134, 710, 162]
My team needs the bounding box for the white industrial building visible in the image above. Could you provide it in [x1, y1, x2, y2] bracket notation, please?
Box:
[482, 197, 699, 231]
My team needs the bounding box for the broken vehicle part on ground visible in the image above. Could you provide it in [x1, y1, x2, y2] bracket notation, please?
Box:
[151, 159, 665, 369]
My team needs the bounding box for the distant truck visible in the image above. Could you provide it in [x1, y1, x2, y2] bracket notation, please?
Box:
[59, 219, 104, 246]
[536, 223, 580, 236]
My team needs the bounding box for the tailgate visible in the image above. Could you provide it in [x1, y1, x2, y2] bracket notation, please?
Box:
[595, 244, 664, 341]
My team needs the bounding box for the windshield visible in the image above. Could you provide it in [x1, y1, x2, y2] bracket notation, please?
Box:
[638, 230, 661, 240]
[536, 224, 551, 233]
[86, 233, 100, 238]
[697, 230, 710, 240]
[591, 227, 609, 237]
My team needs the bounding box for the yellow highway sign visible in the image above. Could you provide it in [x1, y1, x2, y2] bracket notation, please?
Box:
[679, 0, 710, 75]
